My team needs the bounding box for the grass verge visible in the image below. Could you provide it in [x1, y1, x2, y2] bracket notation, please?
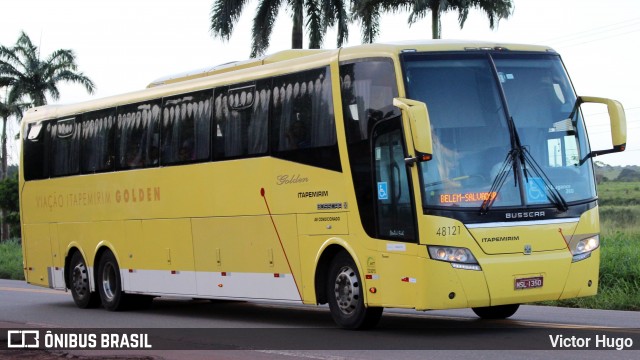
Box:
[0, 238, 24, 280]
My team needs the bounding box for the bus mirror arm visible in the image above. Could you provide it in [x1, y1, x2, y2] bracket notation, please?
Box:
[405, 151, 433, 166]
[393, 98, 433, 163]
[579, 96, 627, 163]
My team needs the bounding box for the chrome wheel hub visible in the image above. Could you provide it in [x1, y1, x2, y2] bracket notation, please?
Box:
[101, 262, 117, 301]
[334, 266, 360, 315]
[72, 262, 89, 298]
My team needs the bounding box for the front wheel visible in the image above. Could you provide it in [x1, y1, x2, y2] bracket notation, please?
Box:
[472, 304, 520, 319]
[327, 252, 383, 329]
[69, 251, 100, 308]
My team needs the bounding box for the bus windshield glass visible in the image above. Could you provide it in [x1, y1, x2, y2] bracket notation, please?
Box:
[402, 52, 596, 210]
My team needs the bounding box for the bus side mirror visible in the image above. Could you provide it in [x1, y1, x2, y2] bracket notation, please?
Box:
[393, 98, 433, 163]
[581, 96, 627, 158]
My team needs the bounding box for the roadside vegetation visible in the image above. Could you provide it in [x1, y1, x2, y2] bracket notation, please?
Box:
[0, 238, 23, 280]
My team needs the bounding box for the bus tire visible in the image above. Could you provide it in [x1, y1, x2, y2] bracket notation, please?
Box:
[472, 304, 520, 319]
[327, 251, 383, 329]
[96, 250, 128, 311]
[69, 251, 101, 308]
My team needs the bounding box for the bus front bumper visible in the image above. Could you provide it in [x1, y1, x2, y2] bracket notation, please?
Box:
[415, 248, 600, 311]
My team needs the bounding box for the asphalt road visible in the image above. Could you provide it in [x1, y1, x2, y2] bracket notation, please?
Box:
[0, 279, 638, 359]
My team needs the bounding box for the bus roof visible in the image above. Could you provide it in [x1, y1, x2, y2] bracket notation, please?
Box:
[21, 40, 555, 125]
[146, 49, 329, 88]
[148, 40, 553, 88]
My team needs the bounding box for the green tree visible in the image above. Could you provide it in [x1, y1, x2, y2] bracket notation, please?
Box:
[0, 95, 24, 180]
[210, 0, 349, 58]
[0, 171, 19, 239]
[0, 31, 95, 107]
[1, 86, 26, 242]
[0, 31, 95, 240]
[353, 0, 513, 41]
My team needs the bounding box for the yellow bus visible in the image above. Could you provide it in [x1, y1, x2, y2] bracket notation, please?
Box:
[20, 41, 626, 329]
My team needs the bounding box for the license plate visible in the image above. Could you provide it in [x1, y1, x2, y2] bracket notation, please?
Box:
[515, 276, 543, 290]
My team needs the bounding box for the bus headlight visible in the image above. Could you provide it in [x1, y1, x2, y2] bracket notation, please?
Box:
[428, 246, 481, 271]
[571, 235, 599, 262]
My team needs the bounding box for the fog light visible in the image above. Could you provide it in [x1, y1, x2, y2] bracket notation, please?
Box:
[451, 263, 482, 271]
[572, 251, 592, 263]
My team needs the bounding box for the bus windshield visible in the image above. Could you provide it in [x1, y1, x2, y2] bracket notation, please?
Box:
[402, 52, 596, 210]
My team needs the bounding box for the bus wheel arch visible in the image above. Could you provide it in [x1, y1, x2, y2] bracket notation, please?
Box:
[314, 244, 346, 305]
[315, 245, 383, 329]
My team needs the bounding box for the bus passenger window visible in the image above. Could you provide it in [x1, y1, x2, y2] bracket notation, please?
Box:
[116, 101, 161, 170]
[271, 67, 340, 171]
[23, 122, 49, 180]
[213, 81, 269, 160]
[50, 118, 80, 177]
[81, 109, 116, 173]
[162, 90, 213, 164]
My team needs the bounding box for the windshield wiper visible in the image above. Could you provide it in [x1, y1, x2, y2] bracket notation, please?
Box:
[479, 148, 520, 215]
[479, 112, 526, 215]
[479, 132, 569, 215]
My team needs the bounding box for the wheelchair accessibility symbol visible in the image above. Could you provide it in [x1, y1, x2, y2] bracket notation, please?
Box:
[526, 177, 546, 204]
[377, 182, 388, 200]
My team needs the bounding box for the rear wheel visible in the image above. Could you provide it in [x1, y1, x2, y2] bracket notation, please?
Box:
[69, 251, 100, 308]
[97, 251, 126, 311]
[97, 251, 154, 311]
[327, 252, 383, 329]
[472, 304, 520, 319]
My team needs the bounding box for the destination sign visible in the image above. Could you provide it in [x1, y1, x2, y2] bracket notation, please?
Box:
[439, 191, 497, 204]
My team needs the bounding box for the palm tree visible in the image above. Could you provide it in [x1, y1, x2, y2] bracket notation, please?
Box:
[0, 94, 24, 241]
[0, 31, 95, 107]
[353, 0, 513, 41]
[210, 0, 349, 58]
[0, 31, 95, 240]
[0, 94, 24, 180]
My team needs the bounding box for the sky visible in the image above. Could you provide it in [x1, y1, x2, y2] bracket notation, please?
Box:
[1, 0, 638, 166]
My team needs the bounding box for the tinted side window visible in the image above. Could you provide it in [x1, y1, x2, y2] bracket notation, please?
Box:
[341, 59, 399, 143]
[162, 90, 213, 164]
[81, 109, 116, 173]
[50, 118, 80, 177]
[340, 59, 399, 238]
[213, 81, 269, 159]
[23, 122, 49, 180]
[271, 67, 340, 171]
[116, 101, 161, 169]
